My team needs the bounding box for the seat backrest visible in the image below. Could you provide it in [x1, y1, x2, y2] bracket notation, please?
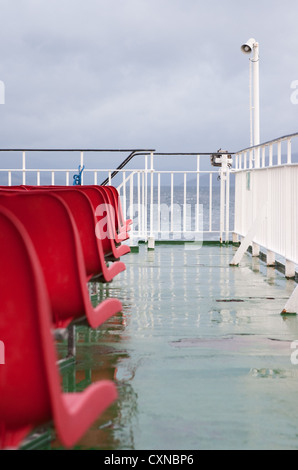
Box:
[0, 208, 55, 434]
[106, 186, 126, 226]
[22, 186, 115, 256]
[48, 189, 103, 279]
[0, 192, 86, 324]
[73, 187, 116, 256]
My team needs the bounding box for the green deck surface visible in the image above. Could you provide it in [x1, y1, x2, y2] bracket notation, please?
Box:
[24, 244, 298, 450]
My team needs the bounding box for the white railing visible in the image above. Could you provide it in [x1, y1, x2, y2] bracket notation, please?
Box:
[232, 132, 298, 278]
[116, 153, 233, 245]
[234, 132, 298, 170]
[0, 149, 234, 244]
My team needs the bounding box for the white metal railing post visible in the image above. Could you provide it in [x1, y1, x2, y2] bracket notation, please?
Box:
[235, 154, 239, 170]
[157, 172, 161, 234]
[137, 171, 141, 238]
[142, 170, 145, 238]
[254, 146, 260, 169]
[219, 154, 228, 243]
[261, 146, 265, 168]
[183, 172, 187, 234]
[244, 151, 247, 170]
[196, 155, 200, 232]
[22, 151, 26, 185]
[209, 173, 213, 233]
[269, 144, 273, 167]
[145, 155, 148, 240]
[129, 172, 134, 241]
[123, 171, 127, 225]
[225, 161, 230, 242]
[171, 173, 174, 234]
[277, 141, 282, 166]
[249, 149, 253, 169]
[150, 153, 154, 237]
[80, 151, 84, 185]
[287, 138, 292, 165]
[148, 152, 155, 249]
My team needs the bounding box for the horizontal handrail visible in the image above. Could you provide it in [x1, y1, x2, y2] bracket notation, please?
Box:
[0, 148, 155, 153]
[235, 131, 298, 155]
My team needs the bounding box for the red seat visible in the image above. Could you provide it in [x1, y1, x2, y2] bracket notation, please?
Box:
[4, 184, 132, 241]
[0, 207, 117, 449]
[40, 188, 126, 282]
[104, 185, 133, 232]
[0, 192, 122, 328]
[68, 186, 131, 260]
[90, 185, 131, 243]
[21, 185, 131, 261]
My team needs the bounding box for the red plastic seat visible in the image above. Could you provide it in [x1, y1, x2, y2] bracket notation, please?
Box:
[39, 188, 126, 282]
[21, 185, 131, 261]
[0, 192, 122, 328]
[5, 184, 132, 241]
[0, 207, 117, 449]
[90, 185, 131, 243]
[66, 186, 131, 260]
[78, 186, 130, 259]
[52, 189, 126, 281]
[104, 185, 133, 232]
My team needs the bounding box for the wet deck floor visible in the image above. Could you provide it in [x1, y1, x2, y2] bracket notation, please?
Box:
[46, 243, 298, 450]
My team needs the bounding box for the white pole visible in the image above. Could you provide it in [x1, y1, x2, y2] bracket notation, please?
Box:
[249, 59, 253, 148]
[252, 42, 260, 168]
[252, 42, 260, 147]
[241, 38, 260, 160]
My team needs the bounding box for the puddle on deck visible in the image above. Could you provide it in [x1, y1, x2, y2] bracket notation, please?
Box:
[49, 244, 298, 450]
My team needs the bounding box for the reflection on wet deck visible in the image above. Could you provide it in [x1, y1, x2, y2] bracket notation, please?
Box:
[48, 244, 298, 450]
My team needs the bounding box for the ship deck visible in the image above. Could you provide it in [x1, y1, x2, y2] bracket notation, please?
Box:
[23, 242, 298, 450]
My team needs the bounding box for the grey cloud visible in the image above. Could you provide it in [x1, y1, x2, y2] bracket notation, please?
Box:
[0, 0, 297, 171]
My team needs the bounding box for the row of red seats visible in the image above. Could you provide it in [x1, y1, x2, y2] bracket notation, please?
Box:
[0, 185, 131, 449]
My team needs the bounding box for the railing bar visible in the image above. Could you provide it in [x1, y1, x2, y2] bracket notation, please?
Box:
[150, 153, 154, 237]
[171, 173, 174, 233]
[225, 166, 230, 242]
[80, 151, 84, 185]
[183, 173, 187, 233]
[269, 144, 273, 167]
[277, 141, 282, 165]
[209, 173, 213, 232]
[22, 151, 26, 185]
[130, 172, 134, 235]
[138, 172, 141, 238]
[145, 156, 148, 239]
[287, 139, 292, 164]
[196, 155, 200, 232]
[142, 172, 145, 237]
[123, 171, 126, 226]
[158, 172, 161, 233]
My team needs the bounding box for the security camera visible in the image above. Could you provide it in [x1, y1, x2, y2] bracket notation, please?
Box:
[241, 38, 256, 54]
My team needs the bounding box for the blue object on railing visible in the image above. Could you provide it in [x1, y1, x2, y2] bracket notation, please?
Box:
[73, 165, 85, 185]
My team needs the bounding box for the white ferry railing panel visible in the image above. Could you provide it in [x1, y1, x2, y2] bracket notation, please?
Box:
[233, 132, 298, 278]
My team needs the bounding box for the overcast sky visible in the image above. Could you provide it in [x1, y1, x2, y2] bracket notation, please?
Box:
[0, 0, 297, 170]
